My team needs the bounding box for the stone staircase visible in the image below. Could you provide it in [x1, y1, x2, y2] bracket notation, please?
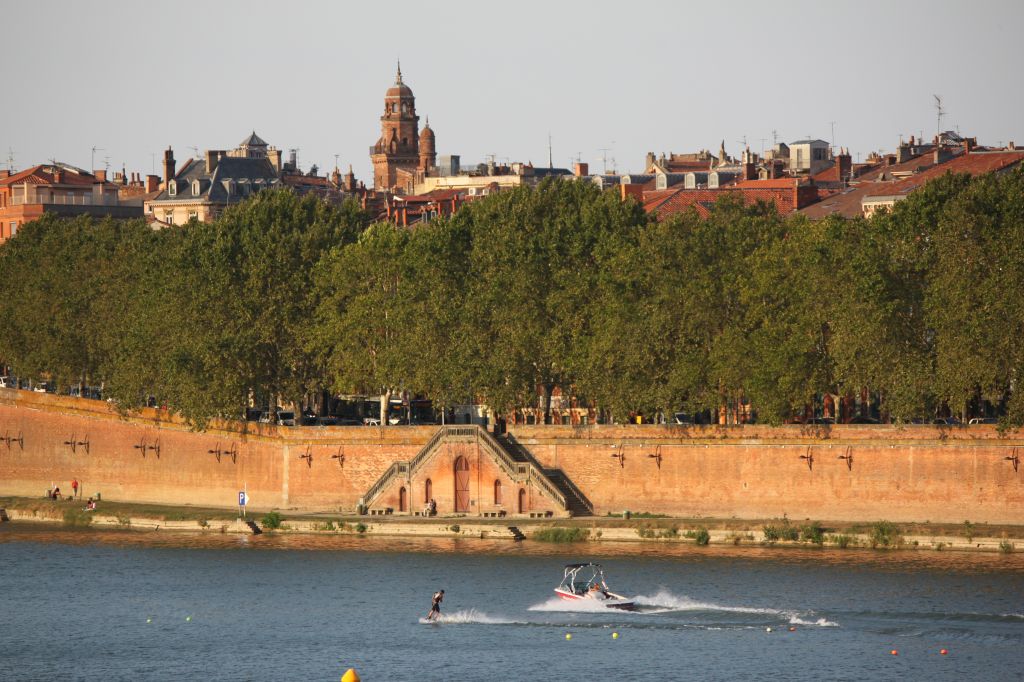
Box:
[497, 434, 593, 516]
[538, 469, 593, 517]
[361, 426, 588, 515]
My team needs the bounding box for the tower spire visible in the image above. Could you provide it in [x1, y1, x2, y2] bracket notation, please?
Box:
[396, 59, 403, 84]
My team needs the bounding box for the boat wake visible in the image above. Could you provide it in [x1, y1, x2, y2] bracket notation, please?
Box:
[419, 609, 518, 625]
[529, 590, 838, 627]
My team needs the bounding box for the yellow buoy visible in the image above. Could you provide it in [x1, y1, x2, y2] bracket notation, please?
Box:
[341, 668, 361, 682]
[146, 618, 152, 624]
[612, 632, 619, 639]
[565, 633, 572, 640]
[185, 616, 192, 622]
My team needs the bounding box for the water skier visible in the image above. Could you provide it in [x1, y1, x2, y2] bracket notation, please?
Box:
[426, 589, 444, 621]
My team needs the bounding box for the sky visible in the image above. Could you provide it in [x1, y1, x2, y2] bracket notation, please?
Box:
[3, 0, 1022, 181]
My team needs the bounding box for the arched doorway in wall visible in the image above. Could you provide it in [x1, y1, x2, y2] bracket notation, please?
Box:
[399, 486, 407, 513]
[494, 479, 502, 506]
[424, 478, 433, 504]
[518, 488, 527, 514]
[454, 456, 470, 513]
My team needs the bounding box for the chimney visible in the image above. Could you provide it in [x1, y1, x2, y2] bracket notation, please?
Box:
[53, 167, 64, 183]
[1010, 141, 1016, 150]
[94, 169, 107, 183]
[619, 183, 644, 202]
[0, 170, 9, 180]
[205, 150, 221, 174]
[963, 138, 975, 154]
[573, 162, 589, 177]
[163, 146, 176, 186]
[145, 174, 160, 192]
[835, 150, 852, 183]
[743, 162, 757, 181]
[267, 148, 282, 174]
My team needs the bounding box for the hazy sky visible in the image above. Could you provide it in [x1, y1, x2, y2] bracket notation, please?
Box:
[3, 0, 1021, 180]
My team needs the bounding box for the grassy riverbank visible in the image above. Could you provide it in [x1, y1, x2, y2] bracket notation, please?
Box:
[1, 496, 1020, 553]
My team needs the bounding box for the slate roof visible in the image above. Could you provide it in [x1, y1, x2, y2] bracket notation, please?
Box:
[240, 131, 267, 147]
[149, 156, 280, 205]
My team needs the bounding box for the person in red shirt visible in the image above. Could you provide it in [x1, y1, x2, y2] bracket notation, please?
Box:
[71, 478, 79, 499]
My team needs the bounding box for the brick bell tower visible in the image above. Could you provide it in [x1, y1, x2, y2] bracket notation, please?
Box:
[371, 61, 421, 191]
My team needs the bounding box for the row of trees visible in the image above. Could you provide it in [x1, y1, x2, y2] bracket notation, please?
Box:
[1, 169, 1022, 427]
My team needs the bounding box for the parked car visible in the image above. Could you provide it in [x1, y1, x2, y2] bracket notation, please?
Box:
[276, 411, 296, 427]
[33, 381, 53, 393]
[315, 416, 338, 426]
[932, 417, 961, 426]
[336, 418, 363, 426]
[968, 417, 998, 425]
[805, 417, 835, 425]
[362, 417, 381, 426]
[847, 415, 880, 424]
[0, 377, 12, 388]
[673, 412, 694, 425]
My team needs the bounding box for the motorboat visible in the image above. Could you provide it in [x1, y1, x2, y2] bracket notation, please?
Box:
[554, 563, 636, 610]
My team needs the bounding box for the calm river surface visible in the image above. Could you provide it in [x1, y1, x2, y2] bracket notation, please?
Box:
[1, 526, 1022, 681]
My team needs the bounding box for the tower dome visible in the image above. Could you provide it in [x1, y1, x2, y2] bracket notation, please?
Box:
[420, 120, 435, 151]
[419, 117, 437, 172]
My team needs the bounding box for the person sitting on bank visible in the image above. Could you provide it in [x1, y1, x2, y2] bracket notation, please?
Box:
[428, 498, 437, 516]
[51, 487, 62, 500]
[84, 498, 96, 511]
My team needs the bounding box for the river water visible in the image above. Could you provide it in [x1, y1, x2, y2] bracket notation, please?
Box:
[1, 527, 1022, 681]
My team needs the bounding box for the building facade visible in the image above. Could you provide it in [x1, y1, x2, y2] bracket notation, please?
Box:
[0, 164, 141, 243]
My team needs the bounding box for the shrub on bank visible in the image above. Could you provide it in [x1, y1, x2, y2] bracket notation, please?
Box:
[62, 508, 92, 527]
[261, 511, 283, 530]
[801, 522, 825, 545]
[870, 521, 903, 548]
[685, 527, 710, 546]
[533, 527, 589, 542]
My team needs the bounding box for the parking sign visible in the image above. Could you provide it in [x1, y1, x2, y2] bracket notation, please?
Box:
[238, 491, 247, 506]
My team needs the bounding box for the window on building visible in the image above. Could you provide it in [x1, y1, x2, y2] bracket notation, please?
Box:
[424, 478, 432, 504]
[192, 180, 200, 196]
[164, 211, 174, 225]
[9, 222, 16, 236]
[168, 180, 176, 196]
[494, 479, 502, 505]
[187, 211, 198, 221]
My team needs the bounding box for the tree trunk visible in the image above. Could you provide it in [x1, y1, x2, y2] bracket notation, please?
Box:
[541, 382, 554, 425]
[380, 389, 391, 426]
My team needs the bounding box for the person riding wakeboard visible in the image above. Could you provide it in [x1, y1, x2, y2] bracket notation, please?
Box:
[426, 589, 445, 621]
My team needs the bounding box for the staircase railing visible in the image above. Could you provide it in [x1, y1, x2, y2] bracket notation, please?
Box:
[362, 461, 405, 507]
[527, 464, 567, 509]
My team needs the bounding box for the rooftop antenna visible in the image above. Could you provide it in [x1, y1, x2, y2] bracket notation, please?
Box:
[772, 129, 779, 146]
[150, 152, 156, 175]
[5, 148, 14, 172]
[188, 146, 200, 160]
[598, 148, 610, 174]
[547, 133, 553, 169]
[91, 146, 104, 171]
[334, 154, 340, 171]
[934, 94, 945, 138]
[759, 137, 768, 156]
[830, 121, 837, 151]
[103, 156, 111, 172]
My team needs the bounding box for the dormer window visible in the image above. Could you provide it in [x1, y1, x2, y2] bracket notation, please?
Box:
[192, 180, 201, 196]
[168, 180, 177, 196]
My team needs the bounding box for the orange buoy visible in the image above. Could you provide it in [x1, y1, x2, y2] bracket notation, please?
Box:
[940, 649, 948, 656]
[788, 626, 796, 632]
[890, 650, 898, 656]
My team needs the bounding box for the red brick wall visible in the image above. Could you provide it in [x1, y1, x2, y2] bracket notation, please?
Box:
[1, 391, 1021, 524]
[507, 425, 1024, 524]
